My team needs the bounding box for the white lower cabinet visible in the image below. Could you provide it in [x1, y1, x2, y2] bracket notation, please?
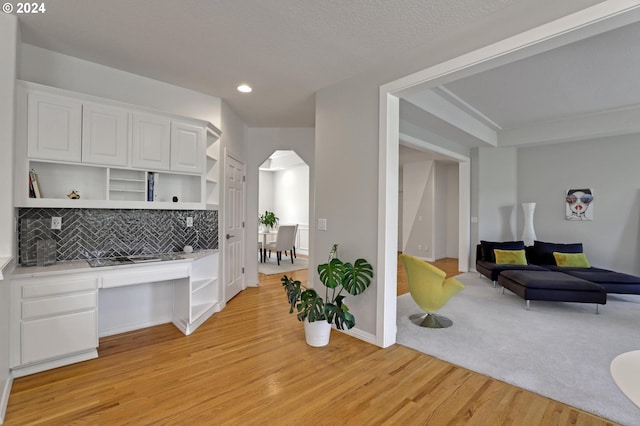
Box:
[10, 251, 222, 376]
[11, 275, 99, 376]
[22, 310, 97, 365]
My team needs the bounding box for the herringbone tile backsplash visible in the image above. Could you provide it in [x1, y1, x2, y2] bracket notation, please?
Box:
[18, 208, 218, 266]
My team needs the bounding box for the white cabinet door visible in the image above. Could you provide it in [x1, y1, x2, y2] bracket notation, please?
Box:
[131, 113, 171, 170]
[82, 103, 129, 166]
[21, 310, 97, 365]
[171, 122, 205, 173]
[27, 91, 82, 162]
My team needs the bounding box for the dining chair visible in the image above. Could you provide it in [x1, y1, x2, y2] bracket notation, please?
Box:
[265, 225, 297, 265]
[285, 224, 299, 259]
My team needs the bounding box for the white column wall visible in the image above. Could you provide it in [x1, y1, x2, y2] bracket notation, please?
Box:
[0, 13, 18, 423]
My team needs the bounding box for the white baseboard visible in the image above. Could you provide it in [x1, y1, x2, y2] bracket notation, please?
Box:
[339, 326, 377, 346]
[0, 373, 13, 425]
[11, 350, 98, 379]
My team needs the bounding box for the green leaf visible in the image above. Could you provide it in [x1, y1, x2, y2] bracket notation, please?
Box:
[317, 258, 346, 289]
[342, 258, 374, 295]
[281, 275, 302, 314]
[324, 295, 355, 330]
[296, 289, 326, 322]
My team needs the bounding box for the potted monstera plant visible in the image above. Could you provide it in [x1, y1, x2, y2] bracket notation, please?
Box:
[281, 244, 374, 346]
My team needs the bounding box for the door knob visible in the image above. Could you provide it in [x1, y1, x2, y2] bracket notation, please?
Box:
[226, 234, 234, 240]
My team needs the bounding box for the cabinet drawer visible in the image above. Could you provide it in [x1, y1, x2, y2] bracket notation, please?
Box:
[22, 292, 96, 320]
[22, 277, 98, 299]
[101, 264, 189, 288]
[22, 310, 97, 365]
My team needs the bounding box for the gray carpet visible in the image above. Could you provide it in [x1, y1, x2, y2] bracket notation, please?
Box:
[396, 272, 640, 425]
[258, 256, 308, 275]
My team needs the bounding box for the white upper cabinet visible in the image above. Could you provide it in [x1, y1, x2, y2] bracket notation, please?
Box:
[131, 113, 171, 171]
[171, 121, 205, 173]
[27, 91, 82, 162]
[82, 103, 129, 166]
[16, 81, 221, 210]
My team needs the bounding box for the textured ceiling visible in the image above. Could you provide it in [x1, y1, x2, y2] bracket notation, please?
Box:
[15, 0, 565, 127]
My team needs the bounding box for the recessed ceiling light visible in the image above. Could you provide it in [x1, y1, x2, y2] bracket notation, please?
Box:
[237, 84, 252, 93]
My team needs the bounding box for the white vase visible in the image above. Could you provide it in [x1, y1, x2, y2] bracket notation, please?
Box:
[303, 319, 331, 347]
[521, 202, 537, 246]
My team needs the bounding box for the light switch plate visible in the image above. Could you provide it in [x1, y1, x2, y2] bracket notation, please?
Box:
[318, 218, 327, 231]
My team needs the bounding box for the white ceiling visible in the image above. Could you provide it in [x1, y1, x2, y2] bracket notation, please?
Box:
[398, 19, 640, 162]
[14, 0, 600, 127]
[442, 21, 640, 130]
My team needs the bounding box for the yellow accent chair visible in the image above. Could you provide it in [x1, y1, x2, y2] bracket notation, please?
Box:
[399, 254, 465, 328]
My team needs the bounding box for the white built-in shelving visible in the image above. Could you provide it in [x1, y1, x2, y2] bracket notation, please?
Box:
[14, 80, 221, 211]
[205, 125, 221, 210]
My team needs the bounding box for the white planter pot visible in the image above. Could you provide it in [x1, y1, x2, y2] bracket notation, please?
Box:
[304, 319, 331, 347]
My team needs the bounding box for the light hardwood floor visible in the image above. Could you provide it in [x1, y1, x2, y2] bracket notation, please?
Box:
[4, 260, 615, 425]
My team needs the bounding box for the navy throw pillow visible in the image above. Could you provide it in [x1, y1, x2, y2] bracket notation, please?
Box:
[532, 240, 583, 265]
[480, 240, 525, 263]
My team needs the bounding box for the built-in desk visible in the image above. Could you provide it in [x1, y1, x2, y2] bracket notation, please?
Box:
[10, 250, 222, 377]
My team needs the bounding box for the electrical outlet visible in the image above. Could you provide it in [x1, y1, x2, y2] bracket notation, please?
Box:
[51, 217, 62, 230]
[186, 217, 193, 227]
[418, 244, 422, 250]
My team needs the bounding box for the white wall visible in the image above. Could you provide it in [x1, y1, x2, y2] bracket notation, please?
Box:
[518, 134, 640, 275]
[477, 147, 518, 243]
[402, 161, 433, 259]
[0, 16, 17, 259]
[258, 171, 274, 214]
[19, 44, 222, 128]
[402, 161, 459, 261]
[445, 163, 460, 258]
[246, 128, 314, 287]
[220, 100, 247, 162]
[259, 164, 310, 255]
[273, 165, 309, 227]
[0, 13, 17, 423]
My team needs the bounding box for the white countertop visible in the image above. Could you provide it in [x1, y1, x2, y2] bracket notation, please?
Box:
[11, 249, 218, 279]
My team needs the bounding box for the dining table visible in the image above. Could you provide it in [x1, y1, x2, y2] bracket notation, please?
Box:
[258, 230, 277, 263]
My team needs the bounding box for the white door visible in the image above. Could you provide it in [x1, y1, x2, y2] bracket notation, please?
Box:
[224, 155, 245, 301]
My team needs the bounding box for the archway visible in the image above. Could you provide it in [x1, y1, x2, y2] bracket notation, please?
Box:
[258, 150, 310, 271]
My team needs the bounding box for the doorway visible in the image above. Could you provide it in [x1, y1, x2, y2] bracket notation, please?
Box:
[376, 6, 637, 348]
[258, 150, 310, 269]
[399, 144, 460, 263]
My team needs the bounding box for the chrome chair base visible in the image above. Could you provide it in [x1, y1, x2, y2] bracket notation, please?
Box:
[410, 313, 453, 328]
